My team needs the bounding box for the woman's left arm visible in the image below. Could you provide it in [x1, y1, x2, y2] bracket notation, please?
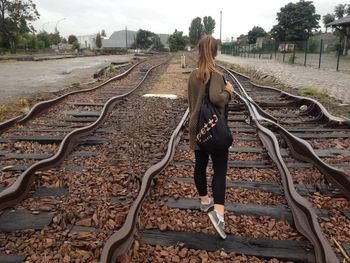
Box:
[209, 73, 232, 107]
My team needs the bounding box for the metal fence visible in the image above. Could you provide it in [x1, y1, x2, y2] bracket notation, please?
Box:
[221, 38, 350, 73]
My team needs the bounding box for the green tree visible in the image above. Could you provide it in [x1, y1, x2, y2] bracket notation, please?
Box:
[134, 29, 153, 49]
[20, 32, 38, 49]
[271, 0, 320, 41]
[189, 17, 203, 46]
[151, 34, 164, 51]
[68, 34, 77, 44]
[36, 39, 44, 49]
[237, 34, 248, 45]
[203, 16, 215, 35]
[346, 4, 350, 15]
[325, 4, 350, 55]
[0, 0, 40, 52]
[167, 29, 188, 52]
[37, 31, 50, 47]
[335, 4, 347, 19]
[72, 41, 80, 51]
[96, 32, 102, 48]
[48, 32, 60, 45]
[323, 13, 335, 32]
[247, 26, 266, 44]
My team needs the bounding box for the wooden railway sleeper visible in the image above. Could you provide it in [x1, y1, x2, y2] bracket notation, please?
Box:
[0, 58, 170, 211]
[224, 68, 339, 263]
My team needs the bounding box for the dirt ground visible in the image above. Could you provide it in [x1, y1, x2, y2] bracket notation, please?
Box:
[0, 54, 194, 122]
[0, 54, 134, 104]
[145, 55, 195, 99]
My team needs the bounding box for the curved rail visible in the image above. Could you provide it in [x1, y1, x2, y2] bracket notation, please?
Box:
[0, 115, 26, 132]
[100, 109, 189, 263]
[223, 66, 350, 199]
[226, 67, 349, 126]
[254, 119, 338, 263]
[0, 62, 138, 133]
[226, 70, 338, 263]
[271, 123, 350, 200]
[0, 58, 169, 210]
[218, 65, 279, 123]
[100, 67, 339, 262]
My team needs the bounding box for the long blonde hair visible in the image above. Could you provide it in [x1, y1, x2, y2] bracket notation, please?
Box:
[197, 35, 220, 84]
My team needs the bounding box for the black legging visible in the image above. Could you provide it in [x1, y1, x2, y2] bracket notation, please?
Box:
[194, 149, 229, 205]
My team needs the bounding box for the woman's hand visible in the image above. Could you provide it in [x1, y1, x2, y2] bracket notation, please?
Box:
[225, 81, 234, 93]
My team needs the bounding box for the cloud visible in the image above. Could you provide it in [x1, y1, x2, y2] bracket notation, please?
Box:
[31, 0, 341, 39]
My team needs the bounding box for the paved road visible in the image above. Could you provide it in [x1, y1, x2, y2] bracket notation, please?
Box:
[0, 54, 134, 103]
[217, 54, 350, 104]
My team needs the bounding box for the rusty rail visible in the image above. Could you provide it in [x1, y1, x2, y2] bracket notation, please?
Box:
[100, 109, 189, 263]
[0, 57, 169, 210]
[272, 123, 350, 200]
[224, 68, 339, 263]
[222, 66, 350, 200]
[98, 64, 340, 262]
[225, 67, 349, 127]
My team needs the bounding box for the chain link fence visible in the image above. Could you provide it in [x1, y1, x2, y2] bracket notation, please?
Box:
[221, 37, 350, 73]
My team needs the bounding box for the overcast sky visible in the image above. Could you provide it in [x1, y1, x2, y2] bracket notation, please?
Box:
[32, 0, 342, 41]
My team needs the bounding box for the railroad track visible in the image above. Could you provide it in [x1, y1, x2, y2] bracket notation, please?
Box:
[0, 54, 189, 262]
[1, 53, 349, 262]
[100, 58, 349, 262]
[0, 55, 169, 208]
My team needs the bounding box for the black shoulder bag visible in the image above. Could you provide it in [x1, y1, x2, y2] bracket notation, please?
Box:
[196, 76, 233, 153]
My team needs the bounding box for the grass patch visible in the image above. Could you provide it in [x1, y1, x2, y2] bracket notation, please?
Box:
[300, 87, 336, 104]
[329, 105, 350, 118]
[0, 96, 47, 122]
[0, 105, 7, 115]
[225, 63, 249, 75]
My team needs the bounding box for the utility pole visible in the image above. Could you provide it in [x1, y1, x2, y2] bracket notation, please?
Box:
[220, 11, 222, 47]
[125, 26, 128, 49]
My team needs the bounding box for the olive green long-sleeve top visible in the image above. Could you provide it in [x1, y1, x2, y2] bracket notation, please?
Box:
[187, 69, 232, 150]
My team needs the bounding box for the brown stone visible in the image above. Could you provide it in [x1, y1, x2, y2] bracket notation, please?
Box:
[76, 218, 92, 227]
[171, 255, 180, 262]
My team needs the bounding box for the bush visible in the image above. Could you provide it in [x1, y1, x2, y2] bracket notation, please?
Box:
[98, 48, 128, 55]
[36, 40, 45, 49]
[308, 37, 319, 53]
[72, 42, 80, 51]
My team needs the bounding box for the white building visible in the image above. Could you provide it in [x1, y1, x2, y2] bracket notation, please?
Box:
[77, 34, 98, 49]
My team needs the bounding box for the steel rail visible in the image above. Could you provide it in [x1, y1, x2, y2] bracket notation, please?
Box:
[0, 115, 26, 132]
[223, 66, 350, 199]
[0, 62, 137, 133]
[225, 67, 349, 127]
[99, 62, 339, 262]
[223, 67, 338, 263]
[100, 109, 189, 263]
[217, 65, 279, 123]
[0, 57, 170, 211]
[271, 122, 350, 200]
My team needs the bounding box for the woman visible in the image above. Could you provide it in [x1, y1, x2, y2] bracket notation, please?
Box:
[187, 35, 234, 239]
